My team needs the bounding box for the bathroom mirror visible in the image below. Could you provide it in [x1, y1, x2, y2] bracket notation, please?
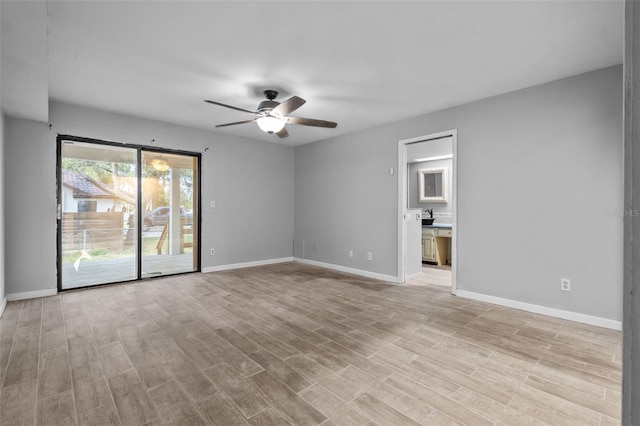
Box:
[418, 168, 447, 203]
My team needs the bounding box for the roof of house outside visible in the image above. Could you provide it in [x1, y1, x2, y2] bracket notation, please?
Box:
[61, 169, 115, 199]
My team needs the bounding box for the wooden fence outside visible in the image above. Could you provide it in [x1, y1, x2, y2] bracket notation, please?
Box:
[61, 212, 126, 251]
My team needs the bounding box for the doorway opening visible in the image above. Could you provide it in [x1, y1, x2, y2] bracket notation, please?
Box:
[397, 130, 457, 293]
[57, 135, 201, 290]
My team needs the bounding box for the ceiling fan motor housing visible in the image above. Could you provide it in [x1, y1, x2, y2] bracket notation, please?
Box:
[257, 100, 279, 114]
[263, 90, 279, 100]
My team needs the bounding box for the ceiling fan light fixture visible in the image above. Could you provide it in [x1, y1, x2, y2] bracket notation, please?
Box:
[206, 90, 337, 139]
[150, 157, 170, 172]
[256, 116, 286, 134]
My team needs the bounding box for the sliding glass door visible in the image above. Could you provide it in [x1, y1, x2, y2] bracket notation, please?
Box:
[58, 137, 200, 290]
[59, 141, 138, 289]
[141, 151, 199, 278]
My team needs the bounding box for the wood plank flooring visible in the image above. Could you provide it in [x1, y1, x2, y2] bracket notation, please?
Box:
[0, 262, 621, 425]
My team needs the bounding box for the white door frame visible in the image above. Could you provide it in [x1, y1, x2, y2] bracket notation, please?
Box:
[397, 129, 458, 294]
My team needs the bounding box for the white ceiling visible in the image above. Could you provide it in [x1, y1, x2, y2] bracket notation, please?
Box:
[2, 1, 624, 146]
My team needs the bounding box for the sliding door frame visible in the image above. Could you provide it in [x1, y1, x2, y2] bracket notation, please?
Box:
[56, 134, 202, 292]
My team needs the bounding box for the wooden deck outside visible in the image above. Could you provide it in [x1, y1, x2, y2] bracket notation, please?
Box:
[61, 254, 196, 289]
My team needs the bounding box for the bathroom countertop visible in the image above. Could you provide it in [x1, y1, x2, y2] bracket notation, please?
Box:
[422, 223, 452, 229]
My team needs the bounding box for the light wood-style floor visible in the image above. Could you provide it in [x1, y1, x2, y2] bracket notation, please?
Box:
[407, 266, 452, 288]
[0, 262, 621, 425]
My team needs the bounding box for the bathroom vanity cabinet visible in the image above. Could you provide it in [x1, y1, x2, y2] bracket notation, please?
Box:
[422, 226, 452, 266]
[422, 232, 436, 262]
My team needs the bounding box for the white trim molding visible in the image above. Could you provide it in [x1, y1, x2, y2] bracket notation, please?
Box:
[456, 289, 622, 331]
[202, 257, 294, 274]
[295, 258, 401, 284]
[0, 297, 7, 318]
[7, 288, 57, 302]
[411, 154, 453, 163]
[398, 130, 458, 294]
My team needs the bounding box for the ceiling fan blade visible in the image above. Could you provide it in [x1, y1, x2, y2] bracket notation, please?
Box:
[276, 127, 289, 138]
[215, 119, 257, 128]
[205, 100, 257, 115]
[271, 96, 306, 117]
[286, 116, 337, 128]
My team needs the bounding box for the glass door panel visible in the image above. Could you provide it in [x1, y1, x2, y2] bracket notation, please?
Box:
[141, 151, 199, 277]
[60, 141, 138, 289]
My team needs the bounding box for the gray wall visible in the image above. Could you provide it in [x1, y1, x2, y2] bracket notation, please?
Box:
[4, 116, 53, 294]
[294, 129, 399, 276]
[3, 101, 294, 295]
[623, 1, 639, 422]
[0, 3, 4, 308]
[407, 137, 453, 223]
[407, 137, 453, 221]
[408, 158, 453, 223]
[295, 65, 623, 321]
[0, 111, 4, 306]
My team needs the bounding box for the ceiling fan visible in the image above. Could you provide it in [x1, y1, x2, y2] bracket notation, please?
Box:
[204, 90, 337, 138]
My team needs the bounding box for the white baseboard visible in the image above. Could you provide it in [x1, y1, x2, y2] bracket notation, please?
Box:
[7, 288, 58, 302]
[201, 259, 620, 330]
[202, 257, 294, 273]
[455, 289, 622, 331]
[0, 297, 7, 318]
[294, 258, 401, 284]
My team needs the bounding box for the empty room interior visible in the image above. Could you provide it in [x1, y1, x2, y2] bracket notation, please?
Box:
[0, 1, 637, 425]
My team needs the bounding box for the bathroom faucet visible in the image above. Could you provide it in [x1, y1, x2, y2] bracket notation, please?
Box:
[425, 208, 433, 219]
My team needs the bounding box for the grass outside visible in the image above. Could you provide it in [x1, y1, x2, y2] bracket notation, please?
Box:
[62, 234, 193, 264]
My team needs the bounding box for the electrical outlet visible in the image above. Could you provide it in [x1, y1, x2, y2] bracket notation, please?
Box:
[367, 252, 373, 261]
[561, 278, 571, 292]
[210, 248, 215, 256]
[348, 250, 354, 258]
